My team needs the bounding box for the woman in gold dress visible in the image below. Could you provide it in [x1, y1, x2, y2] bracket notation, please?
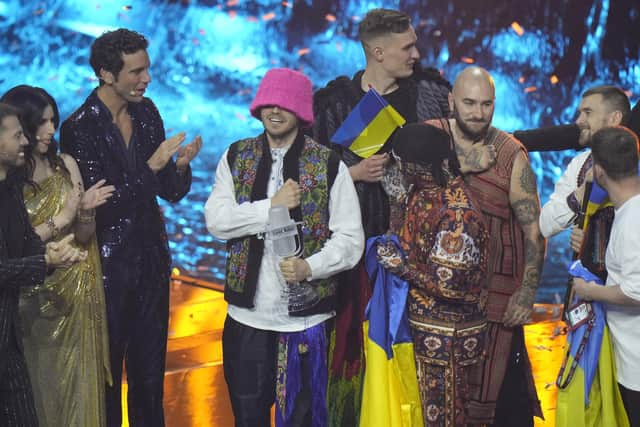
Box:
[1, 85, 114, 427]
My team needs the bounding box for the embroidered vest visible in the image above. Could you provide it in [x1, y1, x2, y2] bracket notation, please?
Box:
[224, 134, 340, 316]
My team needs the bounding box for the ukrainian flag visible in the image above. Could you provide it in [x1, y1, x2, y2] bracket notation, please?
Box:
[583, 180, 612, 230]
[360, 235, 422, 427]
[555, 261, 630, 427]
[331, 88, 406, 158]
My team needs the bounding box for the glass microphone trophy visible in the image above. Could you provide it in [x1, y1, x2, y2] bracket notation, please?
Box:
[261, 205, 319, 312]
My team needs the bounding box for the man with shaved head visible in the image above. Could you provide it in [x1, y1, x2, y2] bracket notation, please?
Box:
[427, 66, 545, 427]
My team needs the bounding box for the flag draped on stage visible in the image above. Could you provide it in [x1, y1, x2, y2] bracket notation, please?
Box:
[330, 88, 406, 159]
[555, 261, 629, 427]
[359, 235, 422, 427]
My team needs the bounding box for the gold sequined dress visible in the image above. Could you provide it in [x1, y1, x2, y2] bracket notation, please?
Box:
[19, 169, 111, 427]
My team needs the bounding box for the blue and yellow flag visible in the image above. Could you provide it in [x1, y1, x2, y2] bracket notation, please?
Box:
[331, 88, 406, 158]
[583, 180, 612, 230]
[360, 235, 422, 427]
[583, 160, 640, 228]
[555, 261, 630, 427]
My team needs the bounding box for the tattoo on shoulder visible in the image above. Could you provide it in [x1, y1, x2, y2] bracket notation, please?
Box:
[512, 198, 539, 225]
[519, 166, 537, 193]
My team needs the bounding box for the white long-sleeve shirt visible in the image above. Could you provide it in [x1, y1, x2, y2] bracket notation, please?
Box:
[204, 145, 364, 332]
[604, 194, 640, 391]
[539, 150, 591, 238]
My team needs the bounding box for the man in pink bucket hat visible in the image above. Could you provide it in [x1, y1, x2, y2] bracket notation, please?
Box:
[205, 68, 364, 426]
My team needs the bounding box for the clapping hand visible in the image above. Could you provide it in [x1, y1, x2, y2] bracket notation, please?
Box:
[176, 135, 203, 171]
[79, 179, 115, 210]
[147, 132, 186, 173]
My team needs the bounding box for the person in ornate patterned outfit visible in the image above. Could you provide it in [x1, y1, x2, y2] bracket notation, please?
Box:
[1, 85, 115, 427]
[205, 68, 364, 427]
[425, 66, 546, 426]
[377, 123, 489, 426]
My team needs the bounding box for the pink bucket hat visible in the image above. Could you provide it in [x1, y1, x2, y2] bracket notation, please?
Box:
[249, 68, 314, 127]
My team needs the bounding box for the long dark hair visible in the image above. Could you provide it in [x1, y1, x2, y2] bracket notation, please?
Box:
[391, 122, 462, 188]
[0, 85, 69, 187]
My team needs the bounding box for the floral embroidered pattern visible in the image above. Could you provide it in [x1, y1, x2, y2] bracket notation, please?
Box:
[226, 136, 337, 309]
[276, 335, 289, 417]
[396, 174, 489, 426]
[225, 138, 262, 292]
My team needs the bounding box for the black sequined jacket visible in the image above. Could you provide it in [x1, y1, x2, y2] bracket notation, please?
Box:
[60, 90, 191, 281]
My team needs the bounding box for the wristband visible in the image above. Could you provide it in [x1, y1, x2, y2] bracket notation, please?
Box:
[77, 208, 96, 223]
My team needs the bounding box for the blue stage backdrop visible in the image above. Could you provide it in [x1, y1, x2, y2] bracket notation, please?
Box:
[1, 0, 638, 302]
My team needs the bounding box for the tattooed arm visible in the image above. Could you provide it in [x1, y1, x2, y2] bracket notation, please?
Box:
[504, 151, 546, 327]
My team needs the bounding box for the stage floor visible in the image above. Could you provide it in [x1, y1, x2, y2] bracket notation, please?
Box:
[122, 277, 567, 426]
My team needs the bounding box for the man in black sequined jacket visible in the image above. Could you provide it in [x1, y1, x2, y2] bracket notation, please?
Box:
[60, 29, 201, 427]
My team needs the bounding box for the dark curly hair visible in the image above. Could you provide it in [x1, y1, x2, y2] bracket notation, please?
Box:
[0, 85, 68, 187]
[90, 28, 148, 83]
[391, 123, 461, 188]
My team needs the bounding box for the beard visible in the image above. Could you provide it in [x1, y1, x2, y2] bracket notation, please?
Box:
[453, 104, 492, 142]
